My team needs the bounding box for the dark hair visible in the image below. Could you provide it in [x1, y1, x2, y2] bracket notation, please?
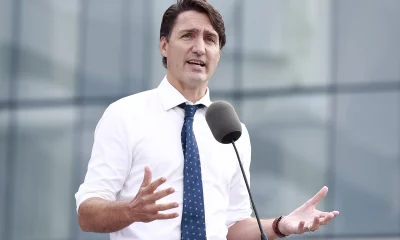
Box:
[160, 0, 226, 68]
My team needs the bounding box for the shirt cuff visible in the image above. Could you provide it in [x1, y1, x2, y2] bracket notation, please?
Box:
[75, 191, 116, 213]
[226, 210, 252, 228]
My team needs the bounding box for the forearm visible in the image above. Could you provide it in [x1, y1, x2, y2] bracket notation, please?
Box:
[227, 218, 280, 240]
[78, 197, 132, 233]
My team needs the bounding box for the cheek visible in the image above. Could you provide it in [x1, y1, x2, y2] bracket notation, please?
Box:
[175, 61, 181, 69]
[208, 53, 220, 70]
[172, 50, 185, 66]
[168, 52, 183, 70]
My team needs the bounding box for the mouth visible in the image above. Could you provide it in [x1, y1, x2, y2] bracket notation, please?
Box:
[186, 59, 206, 68]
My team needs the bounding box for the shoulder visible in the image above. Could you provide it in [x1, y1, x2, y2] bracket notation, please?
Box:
[238, 122, 251, 147]
[106, 88, 159, 114]
[240, 123, 250, 139]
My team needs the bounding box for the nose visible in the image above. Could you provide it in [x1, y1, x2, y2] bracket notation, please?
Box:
[192, 38, 205, 56]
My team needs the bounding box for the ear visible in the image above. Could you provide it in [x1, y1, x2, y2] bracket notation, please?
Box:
[160, 36, 168, 58]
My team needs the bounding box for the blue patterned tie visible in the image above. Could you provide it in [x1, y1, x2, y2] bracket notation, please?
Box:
[179, 103, 207, 240]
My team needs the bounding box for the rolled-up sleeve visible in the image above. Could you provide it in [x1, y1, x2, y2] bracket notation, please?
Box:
[75, 102, 132, 212]
[226, 124, 253, 227]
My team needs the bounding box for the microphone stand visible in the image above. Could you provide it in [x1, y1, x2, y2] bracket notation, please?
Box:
[232, 140, 268, 240]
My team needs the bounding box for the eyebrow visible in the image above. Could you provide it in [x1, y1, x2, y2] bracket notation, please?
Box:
[179, 28, 218, 38]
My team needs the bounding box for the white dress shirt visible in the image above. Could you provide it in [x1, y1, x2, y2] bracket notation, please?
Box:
[75, 76, 252, 240]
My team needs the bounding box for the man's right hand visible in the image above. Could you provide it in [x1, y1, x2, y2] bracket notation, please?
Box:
[126, 166, 180, 223]
[77, 166, 179, 233]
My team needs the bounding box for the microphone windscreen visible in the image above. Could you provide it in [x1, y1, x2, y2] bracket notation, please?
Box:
[205, 100, 242, 144]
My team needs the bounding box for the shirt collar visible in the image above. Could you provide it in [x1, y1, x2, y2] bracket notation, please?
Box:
[157, 75, 212, 111]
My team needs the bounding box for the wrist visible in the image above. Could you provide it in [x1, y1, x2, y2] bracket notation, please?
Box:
[113, 200, 134, 223]
[272, 216, 288, 238]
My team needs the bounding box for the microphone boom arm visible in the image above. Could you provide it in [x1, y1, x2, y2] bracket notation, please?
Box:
[231, 140, 268, 240]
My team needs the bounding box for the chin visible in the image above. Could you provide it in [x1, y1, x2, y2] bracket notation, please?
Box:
[185, 74, 208, 86]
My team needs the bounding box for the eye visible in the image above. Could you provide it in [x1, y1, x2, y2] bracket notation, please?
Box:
[182, 33, 194, 38]
[206, 36, 216, 43]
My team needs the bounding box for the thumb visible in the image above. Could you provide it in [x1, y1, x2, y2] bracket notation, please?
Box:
[306, 186, 328, 207]
[140, 166, 152, 187]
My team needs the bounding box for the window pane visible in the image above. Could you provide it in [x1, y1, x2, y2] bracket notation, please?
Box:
[82, 0, 125, 97]
[16, 0, 78, 100]
[126, 0, 154, 93]
[334, 92, 400, 235]
[336, 0, 400, 84]
[11, 107, 77, 240]
[0, 110, 9, 239]
[0, 0, 12, 101]
[241, 0, 332, 89]
[241, 96, 331, 224]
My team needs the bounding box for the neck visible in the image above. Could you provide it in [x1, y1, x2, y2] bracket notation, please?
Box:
[167, 75, 208, 103]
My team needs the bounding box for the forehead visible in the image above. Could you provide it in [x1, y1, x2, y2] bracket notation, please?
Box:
[172, 10, 217, 35]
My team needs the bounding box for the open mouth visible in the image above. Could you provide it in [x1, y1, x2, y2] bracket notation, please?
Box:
[187, 60, 205, 67]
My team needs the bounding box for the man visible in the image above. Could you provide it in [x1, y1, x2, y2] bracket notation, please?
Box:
[75, 0, 339, 239]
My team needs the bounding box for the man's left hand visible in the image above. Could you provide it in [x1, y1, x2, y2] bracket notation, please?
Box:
[278, 186, 339, 236]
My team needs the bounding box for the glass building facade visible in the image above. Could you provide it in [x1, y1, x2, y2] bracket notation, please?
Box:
[0, 0, 399, 239]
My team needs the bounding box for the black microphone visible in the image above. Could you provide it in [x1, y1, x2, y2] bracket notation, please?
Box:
[205, 101, 268, 240]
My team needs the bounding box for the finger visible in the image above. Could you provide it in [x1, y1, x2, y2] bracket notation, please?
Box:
[316, 211, 330, 218]
[303, 224, 311, 233]
[309, 215, 320, 231]
[320, 212, 335, 225]
[153, 212, 180, 220]
[297, 221, 306, 234]
[305, 186, 328, 207]
[151, 202, 180, 212]
[143, 177, 167, 194]
[145, 187, 175, 203]
[140, 166, 152, 188]
[317, 210, 340, 218]
[317, 210, 339, 222]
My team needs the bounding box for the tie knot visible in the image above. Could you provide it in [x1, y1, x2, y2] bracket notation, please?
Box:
[179, 103, 204, 118]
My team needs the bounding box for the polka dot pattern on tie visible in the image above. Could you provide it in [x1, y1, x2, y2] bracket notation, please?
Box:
[179, 103, 207, 240]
